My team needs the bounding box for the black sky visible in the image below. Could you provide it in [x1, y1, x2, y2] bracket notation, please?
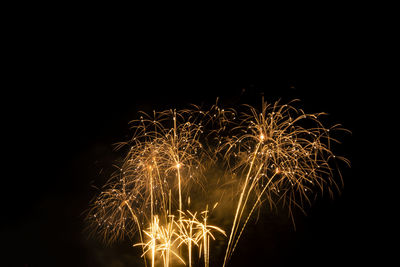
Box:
[3, 18, 382, 267]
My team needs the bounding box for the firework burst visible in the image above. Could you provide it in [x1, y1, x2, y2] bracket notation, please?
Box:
[86, 98, 349, 267]
[218, 99, 350, 266]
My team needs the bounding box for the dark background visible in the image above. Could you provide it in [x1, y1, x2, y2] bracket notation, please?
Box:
[3, 13, 384, 267]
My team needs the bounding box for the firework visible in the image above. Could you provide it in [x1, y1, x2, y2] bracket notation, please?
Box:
[218, 100, 350, 266]
[86, 98, 349, 267]
[135, 215, 185, 267]
[175, 210, 201, 267]
[174, 207, 226, 267]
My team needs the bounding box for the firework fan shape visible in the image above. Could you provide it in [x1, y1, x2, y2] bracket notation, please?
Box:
[86, 99, 350, 267]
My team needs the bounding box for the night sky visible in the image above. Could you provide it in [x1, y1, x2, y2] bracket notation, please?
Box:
[3, 23, 382, 266]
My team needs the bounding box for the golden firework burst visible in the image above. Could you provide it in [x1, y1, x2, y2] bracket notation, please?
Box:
[86, 98, 349, 267]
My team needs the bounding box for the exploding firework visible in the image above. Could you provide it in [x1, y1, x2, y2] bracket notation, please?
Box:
[86, 98, 349, 267]
[217, 100, 350, 266]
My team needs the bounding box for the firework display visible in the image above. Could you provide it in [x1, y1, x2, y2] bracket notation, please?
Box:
[86, 99, 349, 267]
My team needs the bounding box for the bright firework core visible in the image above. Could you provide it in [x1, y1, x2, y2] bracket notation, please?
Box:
[86, 99, 350, 267]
